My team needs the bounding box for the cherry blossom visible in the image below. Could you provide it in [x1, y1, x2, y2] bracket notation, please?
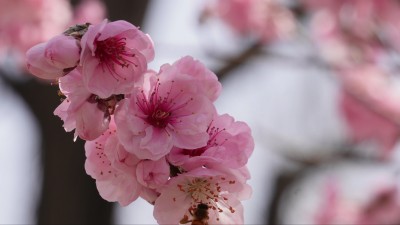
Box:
[24, 17, 254, 225]
[153, 167, 251, 225]
[168, 113, 254, 171]
[115, 58, 216, 160]
[85, 122, 142, 206]
[80, 19, 155, 98]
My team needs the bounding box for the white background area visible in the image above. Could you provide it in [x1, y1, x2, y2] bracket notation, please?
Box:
[0, 78, 41, 224]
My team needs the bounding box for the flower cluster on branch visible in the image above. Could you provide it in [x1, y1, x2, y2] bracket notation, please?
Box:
[25, 19, 254, 225]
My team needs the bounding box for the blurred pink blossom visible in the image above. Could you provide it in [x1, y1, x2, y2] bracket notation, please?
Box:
[0, 0, 106, 71]
[314, 180, 359, 224]
[0, 0, 72, 61]
[315, 181, 400, 225]
[208, 0, 296, 43]
[339, 65, 400, 156]
[357, 187, 400, 225]
[72, 0, 107, 25]
[307, 0, 400, 67]
[305, 0, 400, 156]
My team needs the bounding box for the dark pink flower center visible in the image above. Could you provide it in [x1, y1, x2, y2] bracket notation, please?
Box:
[149, 109, 171, 128]
[136, 80, 193, 129]
[94, 36, 137, 79]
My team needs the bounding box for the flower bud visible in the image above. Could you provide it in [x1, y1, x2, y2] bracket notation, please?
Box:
[45, 34, 80, 69]
[26, 43, 63, 79]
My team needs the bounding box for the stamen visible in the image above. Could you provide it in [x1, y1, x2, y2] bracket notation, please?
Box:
[181, 122, 229, 157]
[175, 176, 237, 223]
[135, 80, 191, 129]
[94, 36, 138, 80]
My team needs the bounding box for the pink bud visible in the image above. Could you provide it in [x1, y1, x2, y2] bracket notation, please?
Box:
[26, 43, 63, 79]
[45, 34, 80, 69]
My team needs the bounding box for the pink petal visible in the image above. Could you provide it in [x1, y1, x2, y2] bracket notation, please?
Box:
[136, 157, 169, 189]
[138, 126, 173, 160]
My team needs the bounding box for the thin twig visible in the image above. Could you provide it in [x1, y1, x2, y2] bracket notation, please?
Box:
[214, 42, 263, 81]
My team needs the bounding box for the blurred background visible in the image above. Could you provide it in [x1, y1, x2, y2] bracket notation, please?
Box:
[1, 0, 400, 224]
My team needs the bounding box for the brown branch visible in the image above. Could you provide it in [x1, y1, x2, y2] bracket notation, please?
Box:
[214, 42, 263, 81]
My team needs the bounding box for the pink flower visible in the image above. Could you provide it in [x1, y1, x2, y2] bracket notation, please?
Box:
[115, 59, 216, 160]
[54, 69, 123, 140]
[85, 122, 142, 206]
[80, 20, 155, 98]
[153, 167, 251, 225]
[212, 0, 296, 43]
[168, 113, 254, 171]
[26, 34, 80, 79]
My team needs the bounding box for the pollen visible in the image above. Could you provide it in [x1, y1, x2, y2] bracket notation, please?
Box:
[177, 176, 237, 222]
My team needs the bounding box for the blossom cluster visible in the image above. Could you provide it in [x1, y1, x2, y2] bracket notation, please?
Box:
[305, 0, 400, 156]
[26, 19, 254, 225]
